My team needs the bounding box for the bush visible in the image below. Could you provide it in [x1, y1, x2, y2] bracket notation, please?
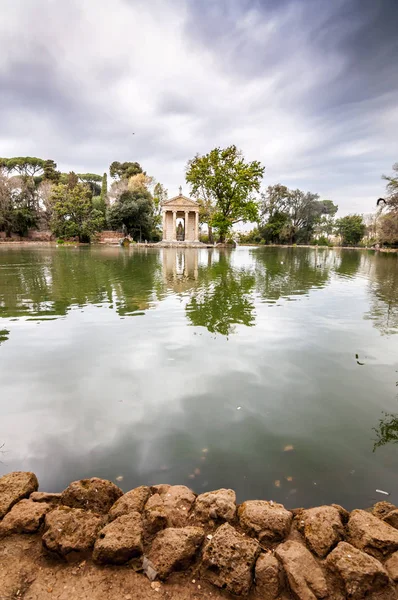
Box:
[312, 236, 331, 247]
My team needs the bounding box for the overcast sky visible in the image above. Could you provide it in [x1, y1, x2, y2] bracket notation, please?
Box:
[1, 0, 397, 215]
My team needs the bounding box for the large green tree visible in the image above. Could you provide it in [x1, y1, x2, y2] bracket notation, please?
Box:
[107, 189, 155, 241]
[336, 214, 365, 246]
[109, 161, 143, 180]
[50, 177, 104, 242]
[0, 172, 39, 236]
[186, 145, 265, 242]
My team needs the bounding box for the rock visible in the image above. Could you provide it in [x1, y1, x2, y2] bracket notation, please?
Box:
[238, 500, 292, 543]
[275, 540, 328, 600]
[384, 509, 398, 530]
[326, 542, 394, 600]
[255, 553, 281, 599]
[372, 501, 397, 520]
[147, 526, 204, 580]
[348, 509, 398, 559]
[385, 551, 398, 582]
[60, 477, 123, 514]
[42, 507, 105, 556]
[93, 512, 143, 564]
[201, 522, 260, 596]
[0, 471, 38, 519]
[300, 505, 344, 557]
[109, 486, 151, 520]
[0, 499, 51, 536]
[30, 492, 62, 505]
[195, 489, 236, 523]
[144, 485, 195, 530]
[144, 494, 168, 533]
[331, 504, 350, 524]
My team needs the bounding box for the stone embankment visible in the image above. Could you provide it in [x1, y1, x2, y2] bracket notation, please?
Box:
[1, 471, 398, 599]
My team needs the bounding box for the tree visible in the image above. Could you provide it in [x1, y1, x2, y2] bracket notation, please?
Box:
[153, 182, 167, 234]
[77, 173, 102, 196]
[186, 145, 265, 242]
[261, 211, 291, 244]
[335, 215, 365, 246]
[50, 178, 104, 242]
[378, 212, 398, 246]
[381, 163, 398, 212]
[0, 157, 46, 177]
[100, 173, 108, 205]
[107, 189, 155, 241]
[109, 161, 143, 180]
[0, 172, 39, 236]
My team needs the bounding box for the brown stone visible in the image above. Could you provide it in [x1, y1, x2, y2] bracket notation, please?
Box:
[60, 477, 123, 514]
[201, 522, 260, 596]
[300, 505, 344, 557]
[30, 491, 62, 505]
[93, 513, 143, 564]
[326, 542, 394, 600]
[0, 499, 51, 536]
[147, 526, 204, 580]
[385, 551, 398, 582]
[275, 540, 328, 600]
[238, 500, 292, 542]
[195, 488, 236, 523]
[331, 504, 350, 524]
[372, 501, 397, 520]
[0, 471, 38, 519]
[42, 507, 105, 556]
[384, 509, 398, 530]
[144, 485, 195, 530]
[254, 553, 281, 599]
[348, 509, 398, 559]
[109, 486, 151, 520]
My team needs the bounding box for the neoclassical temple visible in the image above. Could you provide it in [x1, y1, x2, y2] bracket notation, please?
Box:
[162, 188, 200, 243]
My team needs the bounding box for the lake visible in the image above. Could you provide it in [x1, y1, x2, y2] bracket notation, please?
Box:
[0, 245, 397, 510]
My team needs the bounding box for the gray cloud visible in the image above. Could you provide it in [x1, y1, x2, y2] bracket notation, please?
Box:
[0, 0, 397, 214]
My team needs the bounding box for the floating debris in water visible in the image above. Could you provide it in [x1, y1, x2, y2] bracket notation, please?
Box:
[284, 445, 294, 452]
[194, 468, 201, 476]
[188, 474, 195, 479]
[355, 353, 365, 366]
[286, 476, 293, 482]
[202, 448, 208, 453]
[115, 475, 123, 482]
[376, 489, 390, 496]
[237, 406, 242, 410]
[274, 480, 281, 488]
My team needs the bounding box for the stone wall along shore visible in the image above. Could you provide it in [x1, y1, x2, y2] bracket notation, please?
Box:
[1, 471, 398, 599]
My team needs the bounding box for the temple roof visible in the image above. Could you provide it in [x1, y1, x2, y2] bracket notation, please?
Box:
[162, 193, 199, 209]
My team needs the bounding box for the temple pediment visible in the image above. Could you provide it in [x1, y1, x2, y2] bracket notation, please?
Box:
[162, 195, 199, 209]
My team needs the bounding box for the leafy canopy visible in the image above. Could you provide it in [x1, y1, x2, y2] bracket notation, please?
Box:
[186, 145, 265, 240]
[110, 161, 143, 180]
[335, 214, 365, 246]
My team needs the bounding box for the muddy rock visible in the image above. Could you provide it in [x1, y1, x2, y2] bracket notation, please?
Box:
[93, 512, 143, 564]
[348, 509, 398, 559]
[109, 486, 151, 520]
[385, 551, 398, 582]
[42, 506, 105, 556]
[30, 491, 62, 505]
[195, 488, 236, 523]
[331, 504, 350, 524]
[238, 500, 292, 543]
[60, 477, 123, 514]
[0, 471, 39, 519]
[254, 552, 282, 599]
[0, 499, 51, 536]
[372, 501, 397, 520]
[275, 540, 328, 600]
[147, 526, 204, 580]
[201, 522, 260, 596]
[326, 542, 394, 600]
[384, 509, 398, 530]
[300, 505, 344, 557]
[145, 485, 196, 529]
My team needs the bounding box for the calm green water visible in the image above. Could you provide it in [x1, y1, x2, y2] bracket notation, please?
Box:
[0, 245, 397, 509]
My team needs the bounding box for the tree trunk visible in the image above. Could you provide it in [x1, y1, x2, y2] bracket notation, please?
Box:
[208, 225, 214, 244]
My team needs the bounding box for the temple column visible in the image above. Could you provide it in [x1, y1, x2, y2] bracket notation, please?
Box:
[184, 211, 189, 241]
[162, 210, 166, 241]
[194, 211, 199, 242]
[172, 210, 177, 242]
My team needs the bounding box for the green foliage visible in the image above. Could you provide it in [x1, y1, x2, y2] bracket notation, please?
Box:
[50, 181, 104, 242]
[373, 413, 398, 451]
[186, 145, 265, 241]
[109, 161, 143, 180]
[107, 189, 155, 241]
[77, 173, 102, 196]
[0, 172, 39, 236]
[336, 214, 366, 246]
[100, 173, 108, 204]
[378, 212, 398, 246]
[311, 235, 332, 246]
[261, 211, 291, 244]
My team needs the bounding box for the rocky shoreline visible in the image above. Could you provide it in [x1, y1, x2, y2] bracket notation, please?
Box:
[1, 472, 398, 599]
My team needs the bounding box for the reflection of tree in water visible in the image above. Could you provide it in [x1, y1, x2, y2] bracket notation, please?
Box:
[0, 329, 9, 345]
[333, 249, 362, 278]
[365, 254, 398, 335]
[186, 253, 255, 336]
[0, 248, 162, 319]
[373, 412, 398, 451]
[252, 247, 331, 300]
